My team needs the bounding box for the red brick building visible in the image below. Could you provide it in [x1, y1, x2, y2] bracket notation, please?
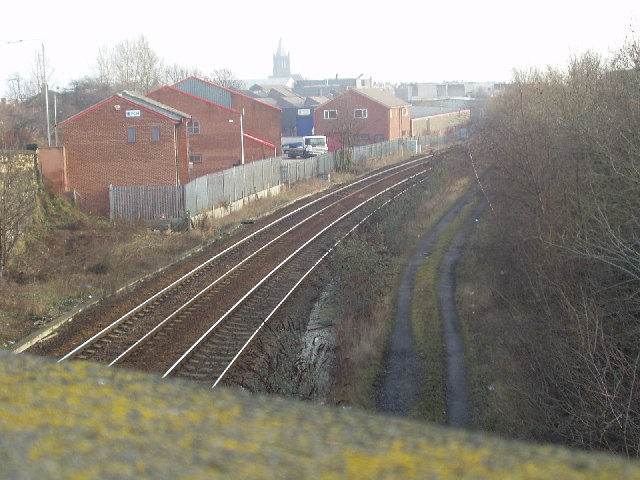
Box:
[57, 91, 191, 216]
[171, 77, 281, 159]
[314, 88, 411, 151]
[147, 85, 278, 178]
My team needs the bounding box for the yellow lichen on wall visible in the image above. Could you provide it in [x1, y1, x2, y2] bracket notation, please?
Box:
[1, 352, 640, 479]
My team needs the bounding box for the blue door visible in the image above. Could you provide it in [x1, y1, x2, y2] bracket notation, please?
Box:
[296, 115, 314, 136]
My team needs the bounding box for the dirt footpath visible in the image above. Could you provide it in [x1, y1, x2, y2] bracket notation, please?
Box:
[376, 185, 485, 426]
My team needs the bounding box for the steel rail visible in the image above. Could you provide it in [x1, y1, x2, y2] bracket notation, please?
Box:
[107, 171, 397, 366]
[58, 154, 435, 363]
[105, 160, 432, 365]
[210, 172, 430, 388]
[164, 168, 430, 379]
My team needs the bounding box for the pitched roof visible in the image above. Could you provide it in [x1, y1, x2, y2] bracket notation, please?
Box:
[267, 85, 297, 98]
[411, 106, 469, 119]
[272, 96, 306, 109]
[119, 91, 191, 121]
[174, 77, 281, 112]
[58, 91, 191, 127]
[146, 85, 242, 115]
[354, 88, 410, 108]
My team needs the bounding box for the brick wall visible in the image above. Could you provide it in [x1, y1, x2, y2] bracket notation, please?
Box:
[230, 95, 281, 157]
[59, 96, 188, 216]
[243, 136, 278, 164]
[315, 90, 409, 148]
[147, 87, 244, 178]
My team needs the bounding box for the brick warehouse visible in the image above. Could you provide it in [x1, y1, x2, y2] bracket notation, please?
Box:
[146, 85, 277, 178]
[314, 88, 411, 151]
[57, 92, 191, 216]
[172, 77, 281, 158]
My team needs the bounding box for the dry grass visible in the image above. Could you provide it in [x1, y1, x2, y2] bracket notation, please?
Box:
[322, 148, 477, 412]
[0, 152, 414, 349]
[408, 185, 479, 423]
[0, 175, 341, 348]
[455, 213, 528, 436]
[325, 293, 395, 409]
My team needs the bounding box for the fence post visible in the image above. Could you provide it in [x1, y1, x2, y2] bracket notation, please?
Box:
[109, 184, 114, 221]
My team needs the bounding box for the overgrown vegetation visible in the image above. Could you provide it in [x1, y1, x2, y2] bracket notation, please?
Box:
[464, 37, 640, 456]
[230, 148, 474, 414]
[0, 151, 38, 278]
[0, 177, 334, 347]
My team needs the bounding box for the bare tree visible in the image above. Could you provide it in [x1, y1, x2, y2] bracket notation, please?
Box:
[162, 63, 202, 85]
[4, 46, 53, 102]
[322, 90, 366, 172]
[4, 74, 30, 102]
[207, 68, 244, 91]
[470, 37, 640, 455]
[92, 35, 164, 93]
[92, 45, 113, 87]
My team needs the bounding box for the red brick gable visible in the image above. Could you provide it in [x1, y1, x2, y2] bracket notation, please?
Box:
[147, 86, 279, 177]
[58, 95, 190, 216]
[314, 89, 411, 149]
[58, 93, 188, 128]
[172, 77, 282, 157]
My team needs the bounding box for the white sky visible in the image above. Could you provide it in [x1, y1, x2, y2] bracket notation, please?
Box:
[1, 0, 638, 96]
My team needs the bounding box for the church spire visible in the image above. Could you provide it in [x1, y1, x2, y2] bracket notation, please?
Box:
[272, 38, 291, 78]
[276, 38, 286, 57]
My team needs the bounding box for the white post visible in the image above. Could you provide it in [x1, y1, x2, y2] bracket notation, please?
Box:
[53, 92, 58, 147]
[240, 109, 245, 165]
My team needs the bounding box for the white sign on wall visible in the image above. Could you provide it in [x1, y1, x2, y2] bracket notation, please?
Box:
[125, 110, 141, 118]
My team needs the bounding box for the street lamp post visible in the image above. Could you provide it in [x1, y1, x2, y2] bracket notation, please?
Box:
[42, 42, 51, 147]
[7, 39, 51, 147]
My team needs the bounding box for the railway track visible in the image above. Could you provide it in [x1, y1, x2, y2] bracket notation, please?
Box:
[32, 153, 437, 387]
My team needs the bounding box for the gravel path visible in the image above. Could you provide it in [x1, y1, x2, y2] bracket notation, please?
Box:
[438, 198, 487, 427]
[376, 185, 482, 423]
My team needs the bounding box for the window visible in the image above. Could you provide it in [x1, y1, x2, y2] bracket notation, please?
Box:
[189, 154, 202, 164]
[373, 134, 384, 143]
[127, 127, 136, 143]
[305, 137, 327, 147]
[357, 134, 370, 141]
[152, 126, 160, 141]
[401, 107, 409, 116]
[354, 108, 368, 119]
[187, 120, 200, 134]
[323, 110, 337, 120]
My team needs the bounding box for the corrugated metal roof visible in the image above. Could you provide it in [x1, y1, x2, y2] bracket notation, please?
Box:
[355, 88, 410, 108]
[119, 91, 191, 121]
[256, 97, 280, 108]
[306, 96, 329, 106]
[411, 106, 468, 119]
[173, 78, 233, 109]
[274, 96, 306, 108]
[173, 77, 281, 112]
